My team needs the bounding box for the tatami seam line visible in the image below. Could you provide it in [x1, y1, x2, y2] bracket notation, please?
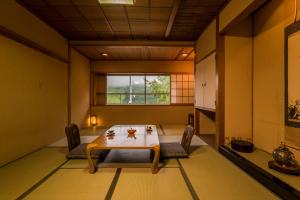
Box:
[177, 159, 200, 200]
[105, 168, 122, 200]
[15, 159, 69, 200]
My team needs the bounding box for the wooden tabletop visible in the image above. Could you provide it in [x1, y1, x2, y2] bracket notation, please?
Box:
[89, 125, 160, 149]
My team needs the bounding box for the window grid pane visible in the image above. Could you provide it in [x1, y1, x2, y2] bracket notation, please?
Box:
[170, 73, 194, 105]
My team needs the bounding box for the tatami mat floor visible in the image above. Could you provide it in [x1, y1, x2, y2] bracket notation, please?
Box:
[0, 145, 280, 200]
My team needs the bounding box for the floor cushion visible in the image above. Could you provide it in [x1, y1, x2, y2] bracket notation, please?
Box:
[160, 143, 188, 158]
[67, 143, 109, 159]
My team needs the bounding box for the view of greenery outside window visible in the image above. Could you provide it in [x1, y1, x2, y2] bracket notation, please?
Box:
[106, 75, 170, 105]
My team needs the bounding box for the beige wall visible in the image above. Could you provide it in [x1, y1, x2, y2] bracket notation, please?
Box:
[219, 0, 254, 32]
[195, 19, 216, 62]
[225, 16, 253, 140]
[91, 106, 193, 126]
[0, 35, 68, 166]
[253, 0, 300, 158]
[0, 0, 68, 166]
[0, 0, 68, 59]
[91, 60, 194, 126]
[199, 113, 216, 134]
[92, 61, 194, 73]
[70, 49, 90, 128]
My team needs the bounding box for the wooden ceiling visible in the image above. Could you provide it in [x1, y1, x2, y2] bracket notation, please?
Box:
[73, 45, 195, 60]
[17, 0, 226, 60]
[17, 0, 227, 40]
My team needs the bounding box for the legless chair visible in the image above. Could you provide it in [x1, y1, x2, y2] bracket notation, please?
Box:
[65, 124, 109, 159]
[160, 125, 195, 158]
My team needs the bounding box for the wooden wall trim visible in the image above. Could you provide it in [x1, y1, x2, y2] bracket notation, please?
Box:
[0, 25, 68, 64]
[195, 50, 216, 64]
[70, 40, 195, 46]
[90, 59, 194, 62]
[67, 45, 71, 124]
[216, 16, 225, 147]
[219, 0, 269, 34]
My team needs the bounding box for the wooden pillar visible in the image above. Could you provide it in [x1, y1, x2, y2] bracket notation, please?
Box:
[216, 16, 225, 147]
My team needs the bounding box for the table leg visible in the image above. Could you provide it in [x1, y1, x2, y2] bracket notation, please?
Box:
[151, 145, 160, 174]
[86, 146, 96, 174]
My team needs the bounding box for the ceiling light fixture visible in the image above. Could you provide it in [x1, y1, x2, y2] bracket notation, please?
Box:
[101, 53, 108, 56]
[182, 53, 188, 57]
[98, 0, 135, 5]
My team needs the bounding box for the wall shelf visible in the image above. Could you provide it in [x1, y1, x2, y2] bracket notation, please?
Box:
[195, 106, 216, 122]
[219, 145, 300, 200]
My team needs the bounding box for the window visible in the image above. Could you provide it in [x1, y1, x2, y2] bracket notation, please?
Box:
[92, 73, 194, 106]
[171, 74, 194, 104]
[106, 75, 170, 105]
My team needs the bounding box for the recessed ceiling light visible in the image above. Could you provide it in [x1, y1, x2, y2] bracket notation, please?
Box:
[98, 0, 135, 5]
[101, 53, 108, 56]
[182, 53, 188, 57]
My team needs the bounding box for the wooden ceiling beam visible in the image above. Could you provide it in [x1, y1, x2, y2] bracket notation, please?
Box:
[69, 40, 195, 46]
[165, 0, 181, 38]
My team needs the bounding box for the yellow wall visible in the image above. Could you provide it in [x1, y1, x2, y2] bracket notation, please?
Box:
[199, 113, 216, 134]
[225, 16, 253, 140]
[92, 61, 194, 73]
[70, 49, 90, 128]
[91, 60, 194, 126]
[195, 19, 216, 62]
[92, 106, 193, 126]
[0, 35, 68, 166]
[0, 0, 68, 166]
[253, 0, 300, 158]
[0, 0, 68, 59]
[219, 0, 254, 32]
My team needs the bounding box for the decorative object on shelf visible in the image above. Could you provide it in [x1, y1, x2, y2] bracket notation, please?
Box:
[272, 143, 299, 166]
[268, 161, 300, 175]
[285, 19, 300, 128]
[90, 115, 97, 127]
[231, 139, 254, 153]
[269, 143, 300, 175]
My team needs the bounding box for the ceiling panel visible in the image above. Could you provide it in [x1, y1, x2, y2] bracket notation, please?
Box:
[77, 6, 105, 19]
[151, 8, 172, 20]
[126, 7, 149, 20]
[89, 19, 111, 31]
[131, 0, 148, 7]
[47, 0, 72, 6]
[169, 0, 227, 40]
[148, 46, 181, 60]
[69, 20, 94, 31]
[72, 0, 99, 6]
[17, 0, 227, 41]
[72, 45, 195, 61]
[101, 6, 126, 20]
[54, 5, 84, 20]
[151, 0, 174, 7]
[110, 20, 131, 32]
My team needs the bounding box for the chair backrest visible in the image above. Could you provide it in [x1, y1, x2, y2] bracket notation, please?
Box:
[180, 125, 195, 153]
[65, 124, 81, 152]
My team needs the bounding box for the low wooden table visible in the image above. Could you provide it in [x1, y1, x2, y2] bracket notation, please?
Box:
[86, 125, 160, 174]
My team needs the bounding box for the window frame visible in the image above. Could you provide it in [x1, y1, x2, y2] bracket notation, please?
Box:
[92, 73, 194, 106]
[106, 73, 171, 105]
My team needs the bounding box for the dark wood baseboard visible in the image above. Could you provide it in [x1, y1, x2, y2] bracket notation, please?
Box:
[219, 145, 300, 200]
